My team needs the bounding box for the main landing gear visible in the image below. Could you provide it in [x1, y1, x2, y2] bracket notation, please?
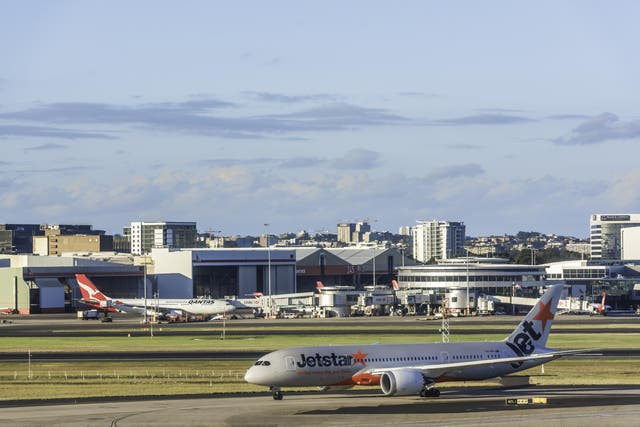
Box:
[270, 386, 283, 400]
[419, 382, 440, 398]
[420, 388, 440, 397]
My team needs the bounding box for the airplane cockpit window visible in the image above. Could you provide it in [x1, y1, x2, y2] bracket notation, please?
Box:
[254, 361, 263, 366]
[263, 361, 271, 366]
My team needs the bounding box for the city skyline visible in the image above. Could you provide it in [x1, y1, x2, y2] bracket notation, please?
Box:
[2, 2, 639, 237]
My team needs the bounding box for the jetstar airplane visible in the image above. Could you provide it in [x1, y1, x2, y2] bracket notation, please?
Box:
[245, 284, 589, 400]
[75, 274, 236, 318]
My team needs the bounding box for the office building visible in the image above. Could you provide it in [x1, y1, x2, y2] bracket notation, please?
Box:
[590, 214, 640, 259]
[33, 231, 113, 256]
[621, 227, 640, 260]
[0, 224, 101, 254]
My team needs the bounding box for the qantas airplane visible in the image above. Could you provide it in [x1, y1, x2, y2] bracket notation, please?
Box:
[245, 284, 588, 400]
[75, 274, 236, 318]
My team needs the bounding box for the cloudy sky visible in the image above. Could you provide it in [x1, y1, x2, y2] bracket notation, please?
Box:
[2, 1, 639, 238]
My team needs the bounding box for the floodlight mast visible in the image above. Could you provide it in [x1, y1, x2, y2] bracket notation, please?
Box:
[264, 223, 272, 317]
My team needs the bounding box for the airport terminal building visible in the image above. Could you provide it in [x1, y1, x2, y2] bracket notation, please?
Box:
[3, 246, 640, 315]
[397, 260, 547, 298]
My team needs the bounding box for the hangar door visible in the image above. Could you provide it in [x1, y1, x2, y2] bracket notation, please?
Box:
[193, 265, 238, 298]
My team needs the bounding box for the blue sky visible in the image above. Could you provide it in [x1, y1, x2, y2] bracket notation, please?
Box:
[2, 1, 640, 238]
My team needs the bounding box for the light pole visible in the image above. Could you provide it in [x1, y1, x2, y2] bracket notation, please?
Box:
[138, 221, 148, 324]
[465, 248, 470, 316]
[372, 245, 376, 286]
[528, 246, 537, 265]
[264, 223, 272, 317]
[143, 252, 147, 325]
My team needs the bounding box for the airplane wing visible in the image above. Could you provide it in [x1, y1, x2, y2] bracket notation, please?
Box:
[116, 303, 178, 316]
[369, 349, 592, 380]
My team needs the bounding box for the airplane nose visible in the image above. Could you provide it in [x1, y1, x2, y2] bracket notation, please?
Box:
[244, 368, 255, 383]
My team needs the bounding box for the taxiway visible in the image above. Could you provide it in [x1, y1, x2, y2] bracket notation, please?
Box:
[1, 385, 640, 427]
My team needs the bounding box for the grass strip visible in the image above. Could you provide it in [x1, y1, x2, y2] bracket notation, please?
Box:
[1, 359, 638, 402]
[0, 332, 639, 353]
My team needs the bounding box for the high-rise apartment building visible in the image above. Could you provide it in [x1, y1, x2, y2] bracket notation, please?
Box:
[412, 220, 465, 262]
[127, 221, 197, 255]
[337, 221, 371, 244]
[590, 214, 640, 259]
[337, 223, 356, 244]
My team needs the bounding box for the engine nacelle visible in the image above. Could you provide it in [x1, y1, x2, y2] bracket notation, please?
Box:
[380, 370, 424, 396]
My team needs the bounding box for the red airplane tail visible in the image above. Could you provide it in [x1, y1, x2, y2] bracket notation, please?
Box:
[75, 274, 109, 302]
[597, 291, 607, 313]
[316, 281, 324, 293]
[391, 280, 399, 291]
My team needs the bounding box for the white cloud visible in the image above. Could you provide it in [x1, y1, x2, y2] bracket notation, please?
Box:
[332, 148, 381, 170]
[1, 152, 635, 238]
[607, 169, 640, 210]
[553, 113, 640, 145]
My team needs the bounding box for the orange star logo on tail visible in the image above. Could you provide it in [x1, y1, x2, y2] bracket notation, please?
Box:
[351, 350, 368, 367]
[532, 299, 555, 332]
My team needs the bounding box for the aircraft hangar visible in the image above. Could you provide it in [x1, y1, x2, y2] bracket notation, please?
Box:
[0, 254, 142, 314]
[150, 247, 297, 299]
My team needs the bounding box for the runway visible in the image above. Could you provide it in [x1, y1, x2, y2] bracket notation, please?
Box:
[2, 385, 640, 427]
[2, 313, 639, 338]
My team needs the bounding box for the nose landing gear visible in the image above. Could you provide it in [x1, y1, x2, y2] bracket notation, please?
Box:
[270, 386, 283, 400]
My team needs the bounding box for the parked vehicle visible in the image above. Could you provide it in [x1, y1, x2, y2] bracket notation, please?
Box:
[77, 309, 100, 320]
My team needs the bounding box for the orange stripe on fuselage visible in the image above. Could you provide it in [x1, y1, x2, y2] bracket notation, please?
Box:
[334, 373, 381, 386]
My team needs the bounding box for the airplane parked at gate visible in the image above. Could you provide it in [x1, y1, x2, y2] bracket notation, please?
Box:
[75, 274, 236, 318]
[245, 284, 590, 400]
[590, 292, 612, 314]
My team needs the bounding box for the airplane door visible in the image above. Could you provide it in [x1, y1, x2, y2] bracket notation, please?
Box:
[285, 356, 297, 371]
[440, 351, 449, 363]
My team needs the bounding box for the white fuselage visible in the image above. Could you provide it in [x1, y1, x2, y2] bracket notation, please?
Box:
[115, 298, 236, 316]
[245, 340, 544, 388]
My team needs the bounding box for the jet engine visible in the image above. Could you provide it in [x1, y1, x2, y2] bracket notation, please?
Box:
[380, 370, 425, 396]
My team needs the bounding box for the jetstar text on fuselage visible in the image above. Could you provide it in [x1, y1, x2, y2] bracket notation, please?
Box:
[296, 353, 354, 368]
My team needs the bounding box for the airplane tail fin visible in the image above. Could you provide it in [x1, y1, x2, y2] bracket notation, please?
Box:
[504, 284, 563, 352]
[75, 274, 110, 302]
[391, 280, 399, 291]
[316, 281, 324, 293]
[598, 291, 607, 313]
